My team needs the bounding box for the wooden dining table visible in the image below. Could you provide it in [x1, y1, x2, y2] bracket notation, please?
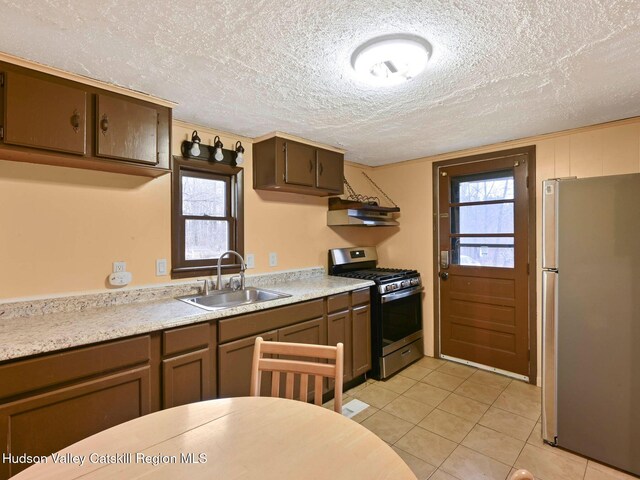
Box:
[13, 396, 417, 479]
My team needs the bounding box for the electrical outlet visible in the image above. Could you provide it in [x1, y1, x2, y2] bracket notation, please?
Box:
[269, 252, 278, 267]
[113, 261, 126, 273]
[156, 259, 167, 276]
[246, 253, 255, 269]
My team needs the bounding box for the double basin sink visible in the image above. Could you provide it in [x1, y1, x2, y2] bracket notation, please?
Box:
[179, 287, 291, 311]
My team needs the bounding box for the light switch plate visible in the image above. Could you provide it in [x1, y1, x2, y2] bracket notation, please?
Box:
[246, 253, 255, 269]
[269, 252, 278, 267]
[156, 259, 167, 276]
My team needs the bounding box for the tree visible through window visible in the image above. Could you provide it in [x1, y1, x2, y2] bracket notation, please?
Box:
[172, 157, 244, 278]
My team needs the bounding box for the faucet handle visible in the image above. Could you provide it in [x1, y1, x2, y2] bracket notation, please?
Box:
[200, 279, 211, 295]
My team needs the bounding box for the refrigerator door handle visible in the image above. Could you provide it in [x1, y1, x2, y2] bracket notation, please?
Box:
[542, 270, 558, 445]
[542, 180, 558, 269]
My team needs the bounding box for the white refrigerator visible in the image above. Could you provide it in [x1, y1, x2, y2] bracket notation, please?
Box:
[542, 173, 640, 475]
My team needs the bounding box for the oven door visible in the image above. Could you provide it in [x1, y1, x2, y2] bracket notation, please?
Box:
[380, 286, 423, 356]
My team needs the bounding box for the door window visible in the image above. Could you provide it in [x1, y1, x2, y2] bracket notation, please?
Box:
[450, 170, 515, 268]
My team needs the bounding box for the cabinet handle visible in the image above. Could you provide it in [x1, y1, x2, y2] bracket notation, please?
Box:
[319, 162, 324, 175]
[100, 114, 109, 135]
[309, 159, 313, 172]
[71, 110, 80, 133]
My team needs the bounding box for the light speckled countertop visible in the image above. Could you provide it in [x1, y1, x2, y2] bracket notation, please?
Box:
[0, 273, 373, 362]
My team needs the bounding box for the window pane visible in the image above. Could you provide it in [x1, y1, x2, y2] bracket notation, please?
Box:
[453, 203, 514, 234]
[182, 176, 226, 216]
[452, 171, 514, 202]
[185, 220, 229, 260]
[452, 237, 514, 268]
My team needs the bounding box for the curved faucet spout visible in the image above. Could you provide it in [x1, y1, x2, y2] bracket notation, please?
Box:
[217, 250, 246, 290]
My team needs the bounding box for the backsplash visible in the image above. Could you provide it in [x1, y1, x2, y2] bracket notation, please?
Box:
[0, 267, 325, 320]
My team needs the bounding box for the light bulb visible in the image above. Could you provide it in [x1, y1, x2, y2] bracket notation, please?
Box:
[214, 148, 224, 161]
[190, 142, 201, 157]
[235, 151, 244, 164]
[234, 141, 245, 165]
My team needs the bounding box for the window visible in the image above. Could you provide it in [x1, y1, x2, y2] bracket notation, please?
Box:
[172, 157, 244, 278]
[450, 170, 515, 268]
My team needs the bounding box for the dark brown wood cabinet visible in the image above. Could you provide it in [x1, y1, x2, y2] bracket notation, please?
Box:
[218, 330, 277, 398]
[352, 304, 372, 376]
[253, 135, 344, 196]
[3, 71, 87, 155]
[0, 62, 171, 177]
[160, 322, 216, 409]
[0, 337, 152, 479]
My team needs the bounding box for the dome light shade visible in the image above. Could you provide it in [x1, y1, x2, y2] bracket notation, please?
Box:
[351, 34, 432, 86]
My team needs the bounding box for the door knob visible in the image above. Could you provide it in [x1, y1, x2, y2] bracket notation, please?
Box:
[439, 272, 449, 280]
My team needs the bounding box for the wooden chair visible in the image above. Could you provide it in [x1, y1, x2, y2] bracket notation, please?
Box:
[250, 337, 344, 413]
[510, 470, 534, 480]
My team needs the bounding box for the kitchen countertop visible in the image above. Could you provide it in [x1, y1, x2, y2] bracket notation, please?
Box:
[0, 274, 374, 363]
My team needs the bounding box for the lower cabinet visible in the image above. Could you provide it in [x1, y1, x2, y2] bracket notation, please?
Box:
[352, 304, 372, 376]
[0, 366, 150, 479]
[327, 308, 353, 383]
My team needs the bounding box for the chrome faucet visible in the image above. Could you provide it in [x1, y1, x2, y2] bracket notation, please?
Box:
[216, 250, 246, 291]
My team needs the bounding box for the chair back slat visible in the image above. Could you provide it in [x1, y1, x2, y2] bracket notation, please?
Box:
[271, 371, 281, 397]
[299, 374, 309, 402]
[285, 372, 295, 399]
[250, 337, 344, 413]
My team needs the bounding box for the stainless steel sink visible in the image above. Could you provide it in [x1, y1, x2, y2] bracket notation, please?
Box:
[178, 287, 291, 311]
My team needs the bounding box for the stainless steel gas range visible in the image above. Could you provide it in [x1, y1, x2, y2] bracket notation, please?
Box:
[328, 247, 424, 379]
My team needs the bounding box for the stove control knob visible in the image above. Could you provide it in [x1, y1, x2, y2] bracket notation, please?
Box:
[401, 280, 410, 288]
[385, 285, 393, 292]
[411, 278, 419, 286]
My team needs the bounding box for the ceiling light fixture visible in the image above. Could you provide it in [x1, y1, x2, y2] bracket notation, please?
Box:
[213, 136, 224, 161]
[234, 141, 245, 165]
[351, 34, 432, 86]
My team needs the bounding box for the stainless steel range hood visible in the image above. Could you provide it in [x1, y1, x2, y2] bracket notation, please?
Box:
[327, 208, 399, 226]
[327, 198, 400, 227]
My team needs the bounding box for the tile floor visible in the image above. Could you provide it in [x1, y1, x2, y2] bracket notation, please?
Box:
[329, 357, 639, 480]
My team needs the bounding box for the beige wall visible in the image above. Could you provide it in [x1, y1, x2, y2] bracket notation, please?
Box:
[0, 120, 391, 300]
[368, 117, 640, 383]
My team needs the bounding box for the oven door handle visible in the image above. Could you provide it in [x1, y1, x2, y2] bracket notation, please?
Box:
[380, 286, 423, 303]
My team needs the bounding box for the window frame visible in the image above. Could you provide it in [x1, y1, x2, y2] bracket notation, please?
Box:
[171, 156, 244, 279]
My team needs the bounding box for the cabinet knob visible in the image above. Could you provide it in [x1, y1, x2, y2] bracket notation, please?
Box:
[100, 114, 109, 135]
[71, 110, 81, 133]
[319, 162, 324, 175]
[309, 159, 313, 172]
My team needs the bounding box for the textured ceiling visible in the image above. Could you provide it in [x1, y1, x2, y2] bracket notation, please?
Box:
[1, 0, 639, 165]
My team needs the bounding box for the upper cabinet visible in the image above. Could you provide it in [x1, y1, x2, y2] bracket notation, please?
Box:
[0, 62, 171, 177]
[253, 134, 344, 196]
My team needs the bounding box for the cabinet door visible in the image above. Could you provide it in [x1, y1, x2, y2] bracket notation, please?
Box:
[4, 71, 87, 155]
[316, 149, 344, 193]
[218, 331, 277, 398]
[0, 366, 150, 479]
[96, 94, 158, 165]
[162, 348, 211, 409]
[327, 310, 353, 383]
[352, 305, 372, 376]
[284, 139, 316, 187]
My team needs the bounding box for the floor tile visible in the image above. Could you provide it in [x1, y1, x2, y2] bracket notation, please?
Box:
[514, 444, 587, 480]
[349, 405, 379, 423]
[391, 446, 437, 480]
[395, 426, 458, 467]
[345, 381, 369, 396]
[403, 382, 451, 407]
[378, 374, 417, 394]
[466, 369, 512, 390]
[441, 445, 511, 480]
[361, 410, 414, 444]
[430, 470, 459, 480]
[399, 363, 434, 381]
[352, 384, 399, 409]
[437, 362, 477, 379]
[438, 393, 489, 423]
[415, 356, 447, 370]
[418, 408, 475, 443]
[383, 395, 435, 424]
[504, 381, 541, 402]
[454, 380, 503, 405]
[493, 390, 541, 421]
[461, 424, 526, 466]
[479, 406, 536, 441]
[422, 370, 466, 391]
[585, 460, 639, 480]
